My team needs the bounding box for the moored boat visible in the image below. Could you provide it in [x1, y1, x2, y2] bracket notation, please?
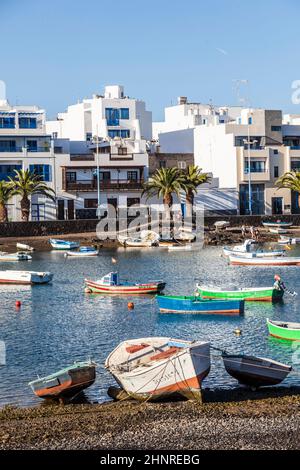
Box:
[197, 284, 284, 302]
[16, 243, 35, 252]
[223, 239, 256, 257]
[262, 221, 293, 229]
[85, 271, 165, 294]
[0, 270, 53, 285]
[278, 236, 300, 245]
[118, 230, 159, 247]
[105, 337, 210, 402]
[229, 254, 300, 266]
[156, 295, 244, 316]
[224, 247, 285, 258]
[49, 238, 80, 250]
[28, 360, 96, 400]
[0, 251, 32, 261]
[267, 318, 300, 341]
[65, 246, 99, 257]
[222, 352, 292, 389]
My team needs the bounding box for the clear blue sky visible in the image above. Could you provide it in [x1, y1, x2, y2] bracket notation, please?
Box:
[1, 0, 300, 120]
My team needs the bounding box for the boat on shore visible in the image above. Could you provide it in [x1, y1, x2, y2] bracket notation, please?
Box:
[118, 230, 159, 248]
[0, 251, 32, 261]
[197, 284, 284, 302]
[85, 271, 165, 294]
[229, 254, 300, 266]
[278, 236, 300, 245]
[267, 318, 300, 341]
[156, 295, 244, 316]
[49, 239, 80, 250]
[222, 352, 292, 389]
[0, 270, 53, 285]
[65, 246, 99, 257]
[263, 221, 293, 234]
[28, 360, 96, 400]
[16, 243, 35, 252]
[105, 337, 211, 402]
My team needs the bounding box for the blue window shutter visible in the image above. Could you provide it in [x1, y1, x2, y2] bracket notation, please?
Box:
[121, 108, 129, 119]
[43, 165, 51, 182]
[29, 164, 34, 174]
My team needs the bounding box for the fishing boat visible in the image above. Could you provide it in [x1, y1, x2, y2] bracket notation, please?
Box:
[197, 284, 284, 302]
[118, 230, 159, 247]
[156, 295, 244, 316]
[49, 238, 80, 250]
[0, 270, 53, 284]
[16, 243, 34, 252]
[278, 236, 300, 245]
[267, 318, 300, 341]
[65, 246, 99, 257]
[229, 254, 300, 266]
[223, 239, 256, 256]
[222, 352, 292, 389]
[223, 239, 284, 258]
[28, 360, 96, 400]
[0, 251, 32, 261]
[105, 337, 211, 402]
[85, 271, 165, 294]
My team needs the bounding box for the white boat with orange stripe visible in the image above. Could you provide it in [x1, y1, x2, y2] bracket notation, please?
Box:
[84, 272, 165, 295]
[105, 337, 210, 402]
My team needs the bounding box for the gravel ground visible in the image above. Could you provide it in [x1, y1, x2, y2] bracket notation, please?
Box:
[1, 389, 300, 450]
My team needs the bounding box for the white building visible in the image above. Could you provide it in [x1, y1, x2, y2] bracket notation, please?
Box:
[47, 86, 152, 219]
[0, 99, 56, 221]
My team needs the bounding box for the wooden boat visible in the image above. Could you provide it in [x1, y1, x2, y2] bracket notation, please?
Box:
[65, 246, 99, 257]
[85, 271, 165, 294]
[267, 318, 300, 341]
[197, 284, 284, 302]
[156, 295, 244, 316]
[49, 238, 80, 250]
[0, 270, 53, 284]
[229, 254, 300, 266]
[222, 352, 292, 389]
[0, 251, 32, 261]
[278, 236, 300, 245]
[105, 337, 210, 402]
[28, 360, 96, 400]
[16, 243, 34, 252]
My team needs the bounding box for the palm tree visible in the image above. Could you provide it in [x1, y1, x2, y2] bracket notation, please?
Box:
[276, 170, 300, 208]
[182, 165, 211, 217]
[9, 169, 55, 222]
[142, 167, 187, 219]
[0, 181, 14, 223]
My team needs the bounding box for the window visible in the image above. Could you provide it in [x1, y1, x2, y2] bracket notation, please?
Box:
[0, 140, 16, 152]
[84, 199, 98, 208]
[52, 132, 58, 139]
[291, 161, 300, 171]
[105, 108, 119, 126]
[159, 160, 166, 168]
[66, 172, 76, 182]
[178, 161, 187, 169]
[127, 171, 138, 181]
[273, 149, 279, 155]
[127, 197, 140, 207]
[19, 117, 37, 129]
[108, 129, 120, 139]
[118, 147, 127, 155]
[86, 132, 92, 142]
[120, 108, 129, 119]
[121, 129, 130, 138]
[0, 164, 22, 180]
[274, 166, 279, 178]
[244, 160, 266, 173]
[26, 140, 37, 152]
[271, 125, 282, 132]
[248, 117, 253, 124]
[0, 117, 15, 128]
[100, 171, 110, 180]
[29, 164, 52, 182]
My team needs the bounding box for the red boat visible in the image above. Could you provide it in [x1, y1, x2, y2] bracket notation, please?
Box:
[85, 272, 165, 294]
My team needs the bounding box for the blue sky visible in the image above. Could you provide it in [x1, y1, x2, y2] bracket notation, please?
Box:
[1, 0, 300, 120]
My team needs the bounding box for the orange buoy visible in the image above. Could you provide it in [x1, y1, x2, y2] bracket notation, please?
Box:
[15, 300, 21, 308]
[128, 302, 134, 310]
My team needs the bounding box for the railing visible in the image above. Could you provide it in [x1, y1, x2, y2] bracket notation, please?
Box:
[64, 178, 144, 191]
[244, 168, 266, 174]
[27, 147, 50, 152]
[290, 146, 300, 150]
[0, 147, 23, 152]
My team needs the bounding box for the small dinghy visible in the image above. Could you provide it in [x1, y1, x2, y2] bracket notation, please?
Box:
[156, 295, 244, 316]
[229, 254, 300, 266]
[197, 283, 284, 302]
[16, 243, 35, 252]
[49, 238, 80, 250]
[105, 337, 210, 402]
[29, 360, 96, 400]
[85, 271, 165, 294]
[267, 318, 300, 341]
[222, 352, 292, 389]
[0, 270, 53, 285]
[65, 246, 99, 257]
[0, 251, 32, 261]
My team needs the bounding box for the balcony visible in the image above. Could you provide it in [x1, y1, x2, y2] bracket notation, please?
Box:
[63, 178, 144, 192]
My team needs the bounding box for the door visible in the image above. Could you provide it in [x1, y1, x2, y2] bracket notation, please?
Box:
[31, 204, 45, 221]
[67, 200, 75, 220]
[272, 197, 283, 215]
[57, 200, 65, 220]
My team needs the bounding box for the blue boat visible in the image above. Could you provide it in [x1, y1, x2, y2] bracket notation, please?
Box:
[156, 295, 244, 316]
[49, 238, 80, 250]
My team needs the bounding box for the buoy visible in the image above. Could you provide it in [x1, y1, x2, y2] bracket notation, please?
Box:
[128, 302, 134, 310]
[15, 300, 21, 308]
[234, 328, 242, 335]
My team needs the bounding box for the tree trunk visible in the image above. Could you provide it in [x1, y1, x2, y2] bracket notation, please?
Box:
[186, 190, 194, 219]
[20, 196, 30, 222]
[0, 202, 8, 223]
[163, 193, 173, 238]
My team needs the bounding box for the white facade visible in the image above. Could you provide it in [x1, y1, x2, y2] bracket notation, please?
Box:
[0, 100, 56, 221]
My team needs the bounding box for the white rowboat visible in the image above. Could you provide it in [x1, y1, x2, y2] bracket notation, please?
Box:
[0, 270, 53, 284]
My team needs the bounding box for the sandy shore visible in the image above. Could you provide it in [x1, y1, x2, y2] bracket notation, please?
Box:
[1, 388, 300, 450]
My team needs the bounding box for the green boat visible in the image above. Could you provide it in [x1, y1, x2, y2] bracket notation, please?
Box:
[197, 284, 284, 302]
[267, 319, 300, 341]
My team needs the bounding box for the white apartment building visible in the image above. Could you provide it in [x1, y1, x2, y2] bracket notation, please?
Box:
[0, 99, 56, 221]
[47, 86, 152, 219]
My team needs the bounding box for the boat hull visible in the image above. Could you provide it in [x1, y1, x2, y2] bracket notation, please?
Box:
[197, 286, 284, 302]
[267, 319, 300, 341]
[85, 279, 165, 294]
[49, 239, 80, 250]
[229, 255, 300, 266]
[66, 250, 99, 257]
[157, 295, 244, 315]
[0, 271, 53, 285]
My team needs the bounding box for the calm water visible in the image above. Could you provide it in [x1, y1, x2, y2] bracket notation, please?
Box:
[1, 244, 300, 407]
